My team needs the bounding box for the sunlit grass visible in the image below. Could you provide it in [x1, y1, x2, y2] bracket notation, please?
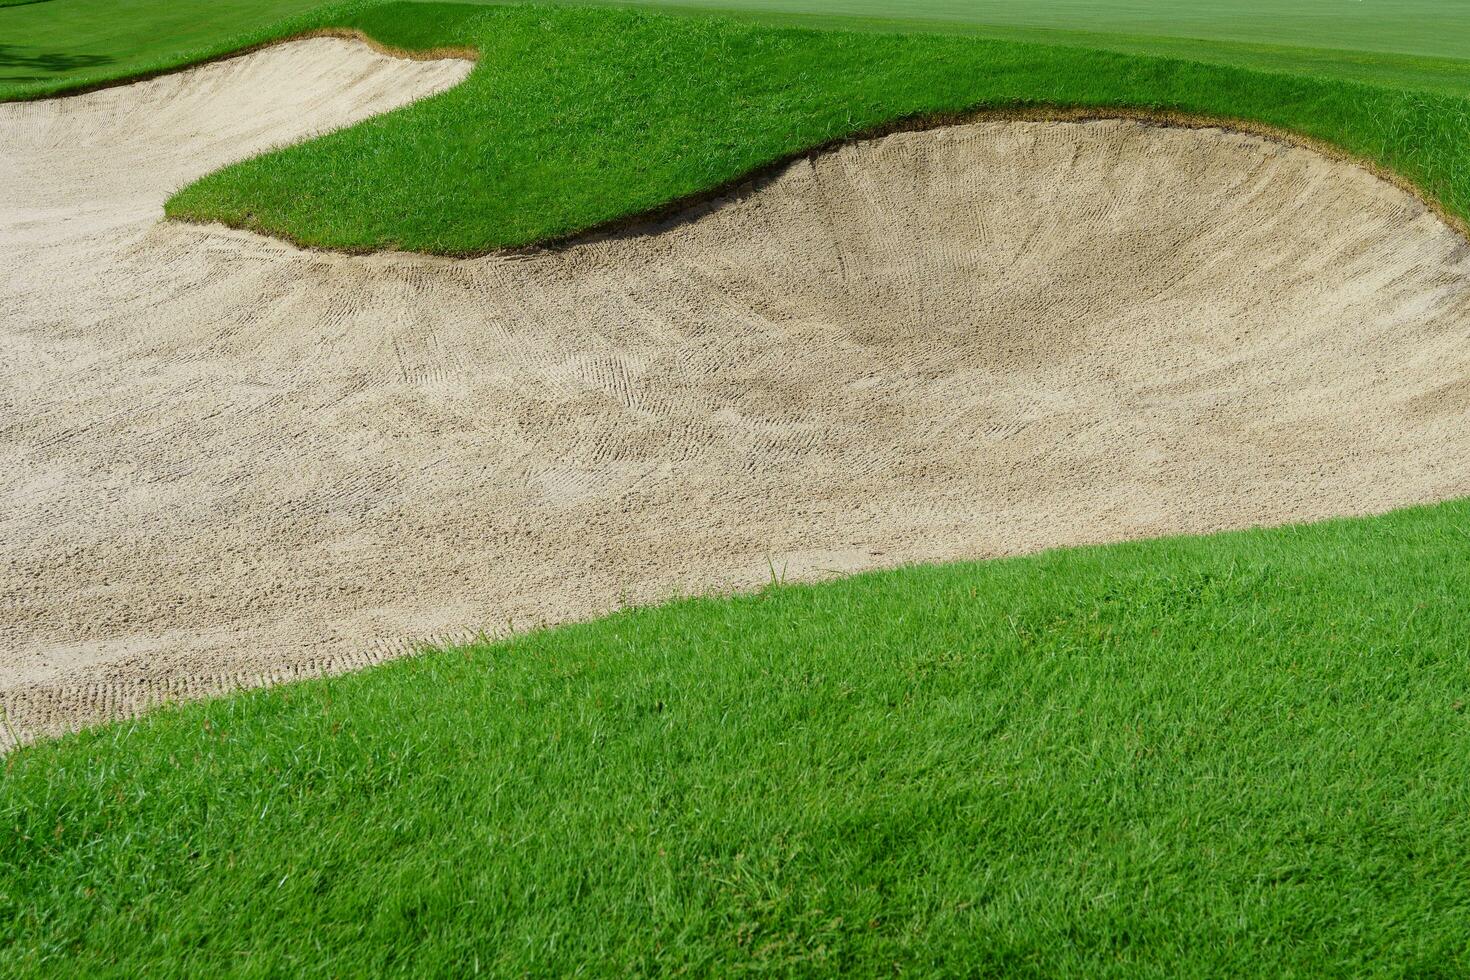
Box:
[8, 2, 1470, 255]
[4, 500, 1469, 974]
[6, 2, 1470, 972]
[161, 2, 1470, 255]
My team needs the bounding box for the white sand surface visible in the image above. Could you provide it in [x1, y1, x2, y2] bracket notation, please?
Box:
[4, 37, 1468, 743]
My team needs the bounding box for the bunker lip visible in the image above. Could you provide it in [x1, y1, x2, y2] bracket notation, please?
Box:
[4, 37, 1470, 747]
[173, 103, 1470, 260]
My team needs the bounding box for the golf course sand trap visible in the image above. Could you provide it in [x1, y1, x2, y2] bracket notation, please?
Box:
[4, 39, 1470, 744]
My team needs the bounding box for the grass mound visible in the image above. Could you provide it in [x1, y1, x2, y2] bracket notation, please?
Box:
[7, 2, 1470, 254]
[162, 2, 1470, 254]
[5, 499, 1469, 974]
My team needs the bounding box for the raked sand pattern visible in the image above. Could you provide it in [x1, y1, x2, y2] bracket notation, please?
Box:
[3, 37, 1469, 743]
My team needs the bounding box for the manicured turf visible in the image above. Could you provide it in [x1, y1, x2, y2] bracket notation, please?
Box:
[0, 0, 333, 94]
[595, 0, 1470, 63]
[6, 2, 1470, 253]
[8, 0, 1470, 98]
[7, 0, 1470, 254]
[586, 2, 1470, 95]
[152, 1, 1470, 255]
[4, 500, 1469, 974]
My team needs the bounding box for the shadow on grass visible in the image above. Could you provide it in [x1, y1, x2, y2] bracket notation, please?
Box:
[0, 43, 111, 81]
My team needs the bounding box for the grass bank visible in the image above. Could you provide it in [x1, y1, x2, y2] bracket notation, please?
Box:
[4, 499, 1470, 974]
[7, 2, 1470, 254]
[163, 2, 1470, 254]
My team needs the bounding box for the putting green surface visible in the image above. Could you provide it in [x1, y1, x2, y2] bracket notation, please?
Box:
[5, 501, 1469, 974]
[608, 2, 1470, 96]
[591, 0, 1470, 62]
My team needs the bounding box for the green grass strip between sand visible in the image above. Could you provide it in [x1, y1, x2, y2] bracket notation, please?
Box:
[152, 2, 1470, 255]
[7, 1, 1470, 254]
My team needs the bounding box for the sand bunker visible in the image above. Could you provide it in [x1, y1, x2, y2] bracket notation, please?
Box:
[3, 37, 1470, 743]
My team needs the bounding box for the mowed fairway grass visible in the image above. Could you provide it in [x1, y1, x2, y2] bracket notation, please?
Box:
[587, 0, 1470, 63]
[5, 0, 1470, 973]
[5, 503, 1470, 974]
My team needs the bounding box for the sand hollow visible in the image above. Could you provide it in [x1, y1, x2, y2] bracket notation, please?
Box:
[3, 37, 1469, 743]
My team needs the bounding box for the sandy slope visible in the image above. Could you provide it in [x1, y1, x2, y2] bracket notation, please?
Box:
[3, 37, 1469, 743]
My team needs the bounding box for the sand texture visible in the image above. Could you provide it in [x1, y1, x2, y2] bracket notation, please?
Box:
[3, 37, 1469, 744]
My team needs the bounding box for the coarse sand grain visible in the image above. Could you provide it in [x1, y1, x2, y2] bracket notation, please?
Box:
[3, 37, 1469, 744]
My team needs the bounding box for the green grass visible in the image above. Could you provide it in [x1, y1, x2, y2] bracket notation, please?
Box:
[558, 1, 1470, 95]
[6, 1, 1470, 971]
[152, 1, 1470, 255]
[5, 499, 1470, 974]
[7, 2, 1470, 254]
[566, 0, 1470, 64]
[0, 0, 337, 94]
